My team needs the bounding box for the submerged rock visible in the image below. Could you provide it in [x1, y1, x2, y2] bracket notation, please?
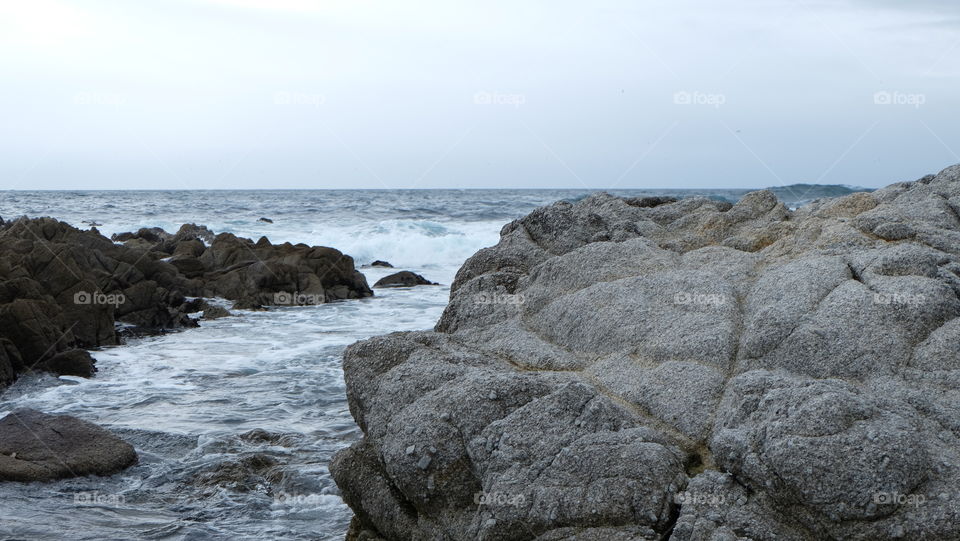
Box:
[0, 409, 137, 482]
[333, 164, 960, 540]
[373, 271, 438, 288]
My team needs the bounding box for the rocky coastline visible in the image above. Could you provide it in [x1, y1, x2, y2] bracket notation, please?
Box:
[0, 217, 372, 482]
[332, 165, 960, 540]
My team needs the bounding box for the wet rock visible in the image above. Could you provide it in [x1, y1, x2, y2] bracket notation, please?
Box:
[373, 271, 438, 288]
[0, 409, 137, 482]
[42, 349, 96, 377]
[201, 305, 231, 320]
[370, 260, 394, 268]
[193, 453, 283, 493]
[333, 164, 960, 540]
[258, 217, 273, 224]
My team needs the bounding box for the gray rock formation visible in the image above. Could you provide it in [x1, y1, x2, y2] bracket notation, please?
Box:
[0, 409, 137, 482]
[333, 164, 960, 540]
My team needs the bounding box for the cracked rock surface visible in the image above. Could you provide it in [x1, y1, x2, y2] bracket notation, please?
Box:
[332, 165, 960, 540]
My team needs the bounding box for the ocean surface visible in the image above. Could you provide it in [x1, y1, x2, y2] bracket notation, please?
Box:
[0, 187, 863, 540]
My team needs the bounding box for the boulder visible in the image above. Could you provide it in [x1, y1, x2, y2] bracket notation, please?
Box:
[373, 271, 438, 288]
[333, 165, 960, 540]
[0, 409, 137, 482]
[370, 260, 394, 268]
[42, 349, 96, 377]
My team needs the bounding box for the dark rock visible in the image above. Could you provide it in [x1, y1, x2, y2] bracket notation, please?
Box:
[231, 297, 265, 311]
[0, 217, 371, 387]
[174, 223, 215, 244]
[43, 349, 96, 377]
[373, 271, 438, 288]
[258, 217, 273, 224]
[201, 305, 231, 319]
[624, 196, 679, 208]
[0, 409, 137, 482]
[370, 260, 394, 268]
[200, 233, 372, 303]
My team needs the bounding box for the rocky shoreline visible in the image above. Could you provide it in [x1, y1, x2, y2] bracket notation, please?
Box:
[0, 217, 372, 482]
[332, 165, 960, 540]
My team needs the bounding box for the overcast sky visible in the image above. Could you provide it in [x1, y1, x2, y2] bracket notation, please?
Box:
[1, 0, 958, 190]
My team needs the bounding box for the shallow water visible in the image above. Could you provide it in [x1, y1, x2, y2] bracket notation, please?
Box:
[0, 266, 450, 540]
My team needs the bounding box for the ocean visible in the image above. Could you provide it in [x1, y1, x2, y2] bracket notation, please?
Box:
[0, 187, 862, 540]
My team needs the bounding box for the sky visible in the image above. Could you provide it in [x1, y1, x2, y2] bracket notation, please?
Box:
[0, 0, 958, 190]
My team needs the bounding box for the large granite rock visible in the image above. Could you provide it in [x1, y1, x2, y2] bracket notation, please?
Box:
[0, 409, 137, 482]
[333, 164, 960, 540]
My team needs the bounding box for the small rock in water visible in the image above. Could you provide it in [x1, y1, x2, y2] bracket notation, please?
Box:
[258, 217, 273, 223]
[373, 271, 438, 288]
[370, 260, 394, 268]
